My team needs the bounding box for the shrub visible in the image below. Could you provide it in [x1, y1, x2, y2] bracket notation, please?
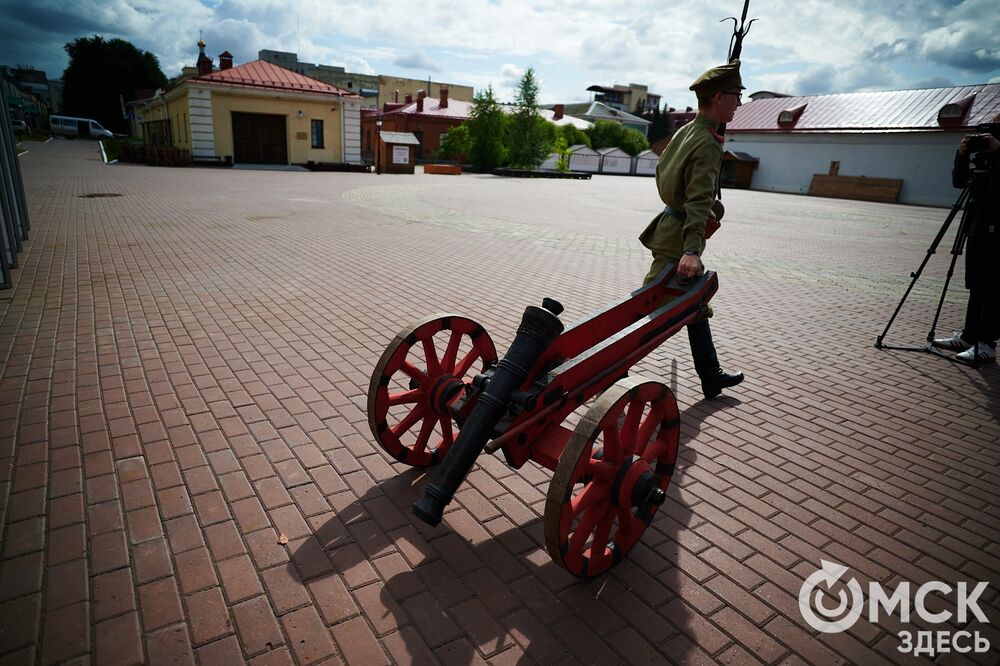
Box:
[439, 124, 471, 161]
[553, 137, 571, 172]
[619, 127, 650, 156]
[558, 124, 590, 149]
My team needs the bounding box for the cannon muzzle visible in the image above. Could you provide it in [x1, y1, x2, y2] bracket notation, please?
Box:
[413, 301, 564, 526]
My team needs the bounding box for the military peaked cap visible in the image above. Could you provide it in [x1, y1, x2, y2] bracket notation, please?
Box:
[689, 60, 744, 98]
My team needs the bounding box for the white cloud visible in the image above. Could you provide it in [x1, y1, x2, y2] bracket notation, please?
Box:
[394, 50, 440, 72]
[2, 0, 998, 106]
[499, 63, 524, 87]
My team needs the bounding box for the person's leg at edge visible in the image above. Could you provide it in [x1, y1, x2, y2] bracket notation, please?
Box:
[688, 319, 744, 399]
[960, 287, 983, 346]
[956, 285, 998, 363]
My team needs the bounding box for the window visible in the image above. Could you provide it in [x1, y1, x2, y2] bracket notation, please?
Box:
[938, 94, 975, 123]
[311, 119, 324, 148]
[777, 104, 807, 127]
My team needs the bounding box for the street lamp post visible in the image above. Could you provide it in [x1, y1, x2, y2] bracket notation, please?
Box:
[375, 117, 383, 175]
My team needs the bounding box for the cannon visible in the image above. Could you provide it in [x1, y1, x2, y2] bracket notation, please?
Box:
[367, 264, 718, 577]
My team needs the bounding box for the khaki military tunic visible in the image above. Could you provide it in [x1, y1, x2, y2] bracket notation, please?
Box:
[639, 114, 723, 264]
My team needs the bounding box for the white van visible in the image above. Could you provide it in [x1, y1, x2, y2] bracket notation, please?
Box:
[49, 115, 114, 139]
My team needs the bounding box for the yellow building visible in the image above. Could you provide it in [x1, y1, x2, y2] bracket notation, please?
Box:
[138, 44, 363, 165]
[378, 75, 473, 106]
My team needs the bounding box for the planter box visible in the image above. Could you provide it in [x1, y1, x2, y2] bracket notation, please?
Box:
[424, 164, 462, 175]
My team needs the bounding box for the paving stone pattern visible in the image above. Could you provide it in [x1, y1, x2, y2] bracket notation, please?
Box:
[0, 140, 997, 665]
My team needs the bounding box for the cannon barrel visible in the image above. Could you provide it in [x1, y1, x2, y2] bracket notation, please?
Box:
[413, 301, 564, 526]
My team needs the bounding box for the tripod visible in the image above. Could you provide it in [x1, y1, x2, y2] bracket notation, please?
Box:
[875, 182, 984, 368]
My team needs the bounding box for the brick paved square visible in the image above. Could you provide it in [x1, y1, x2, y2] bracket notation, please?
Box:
[0, 140, 997, 664]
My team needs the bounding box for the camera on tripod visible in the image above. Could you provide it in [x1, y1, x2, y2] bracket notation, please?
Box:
[876, 121, 998, 366]
[966, 122, 1000, 161]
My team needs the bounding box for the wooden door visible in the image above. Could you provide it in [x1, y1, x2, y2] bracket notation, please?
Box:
[232, 112, 288, 164]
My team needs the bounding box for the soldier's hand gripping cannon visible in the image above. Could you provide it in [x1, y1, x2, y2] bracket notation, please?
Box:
[367, 264, 718, 577]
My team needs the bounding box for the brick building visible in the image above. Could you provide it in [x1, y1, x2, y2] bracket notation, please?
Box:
[361, 88, 472, 161]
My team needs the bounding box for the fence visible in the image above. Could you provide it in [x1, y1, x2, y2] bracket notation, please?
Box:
[0, 91, 31, 290]
[118, 144, 191, 167]
[142, 119, 172, 146]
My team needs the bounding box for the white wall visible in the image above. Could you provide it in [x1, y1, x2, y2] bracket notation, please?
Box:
[570, 153, 600, 172]
[600, 153, 631, 174]
[634, 157, 657, 176]
[189, 89, 215, 159]
[726, 132, 965, 207]
[342, 99, 362, 164]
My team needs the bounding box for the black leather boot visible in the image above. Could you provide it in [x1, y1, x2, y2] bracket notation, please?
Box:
[700, 369, 745, 400]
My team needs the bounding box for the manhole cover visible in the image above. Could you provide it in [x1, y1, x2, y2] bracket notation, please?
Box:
[79, 193, 122, 198]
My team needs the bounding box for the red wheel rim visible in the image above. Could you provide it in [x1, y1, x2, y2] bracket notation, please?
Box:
[368, 315, 497, 467]
[545, 379, 679, 577]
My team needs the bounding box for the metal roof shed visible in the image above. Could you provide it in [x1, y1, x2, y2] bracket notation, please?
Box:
[721, 150, 759, 189]
[378, 131, 420, 174]
[597, 147, 631, 174]
[568, 144, 600, 173]
[634, 149, 658, 176]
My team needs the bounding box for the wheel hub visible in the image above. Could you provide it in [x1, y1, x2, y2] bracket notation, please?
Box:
[429, 374, 465, 416]
[610, 455, 665, 515]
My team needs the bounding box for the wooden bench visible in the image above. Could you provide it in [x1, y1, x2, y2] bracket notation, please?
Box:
[808, 174, 902, 204]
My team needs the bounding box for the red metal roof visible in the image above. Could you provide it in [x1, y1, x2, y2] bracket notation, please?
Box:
[195, 60, 360, 97]
[385, 97, 475, 120]
[728, 84, 1000, 133]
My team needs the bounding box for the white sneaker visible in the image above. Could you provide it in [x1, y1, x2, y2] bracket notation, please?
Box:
[932, 332, 971, 350]
[956, 343, 997, 363]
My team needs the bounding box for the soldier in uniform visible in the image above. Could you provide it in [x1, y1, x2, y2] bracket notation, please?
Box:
[639, 60, 746, 399]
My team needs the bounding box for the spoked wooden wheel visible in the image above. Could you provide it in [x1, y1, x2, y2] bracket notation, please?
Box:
[544, 377, 680, 577]
[368, 314, 497, 467]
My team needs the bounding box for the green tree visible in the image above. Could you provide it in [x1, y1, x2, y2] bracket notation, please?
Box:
[647, 107, 669, 144]
[506, 67, 549, 169]
[62, 36, 167, 134]
[619, 127, 650, 156]
[587, 119, 626, 150]
[585, 119, 648, 155]
[466, 85, 507, 169]
[439, 124, 471, 161]
[557, 124, 591, 149]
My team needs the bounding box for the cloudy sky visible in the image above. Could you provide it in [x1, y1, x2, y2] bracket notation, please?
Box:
[1, 0, 998, 108]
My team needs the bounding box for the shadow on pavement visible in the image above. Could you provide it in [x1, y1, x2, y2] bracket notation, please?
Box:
[286, 398, 734, 663]
[880, 347, 1000, 429]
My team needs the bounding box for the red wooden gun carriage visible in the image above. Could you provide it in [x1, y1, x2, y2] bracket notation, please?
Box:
[367, 264, 718, 577]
